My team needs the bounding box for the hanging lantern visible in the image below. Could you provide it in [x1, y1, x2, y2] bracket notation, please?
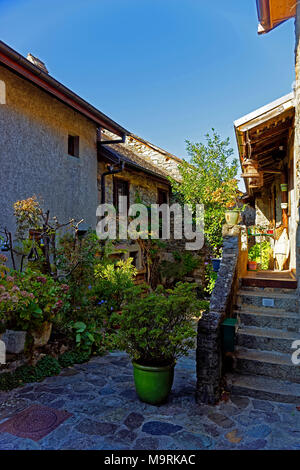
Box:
[248, 173, 264, 189]
[241, 159, 260, 179]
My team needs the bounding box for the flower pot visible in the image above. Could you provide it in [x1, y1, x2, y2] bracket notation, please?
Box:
[280, 183, 288, 192]
[32, 322, 52, 347]
[132, 361, 175, 405]
[225, 210, 239, 226]
[247, 261, 257, 271]
[1, 329, 26, 354]
[212, 258, 221, 272]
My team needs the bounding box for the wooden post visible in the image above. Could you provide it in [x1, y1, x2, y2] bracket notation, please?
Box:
[295, 5, 300, 284]
[295, 4, 300, 201]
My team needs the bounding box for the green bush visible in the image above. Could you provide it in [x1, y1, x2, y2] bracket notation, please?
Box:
[116, 282, 201, 367]
[160, 251, 199, 285]
[0, 372, 21, 391]
[248, 241, 272, 270]
[58, 350, 91, 367]
[204, 263, 218, 294]
[92, 257, 137, 311]
[35, 355, 61, 377]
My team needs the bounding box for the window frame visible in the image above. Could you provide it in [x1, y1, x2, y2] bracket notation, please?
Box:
[68, 134, 80, 158]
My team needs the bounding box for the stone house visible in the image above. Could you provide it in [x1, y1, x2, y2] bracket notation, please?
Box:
[0, 40, 179, 240]
[0, 40, 204, 283]
[0, 40, 128, 236]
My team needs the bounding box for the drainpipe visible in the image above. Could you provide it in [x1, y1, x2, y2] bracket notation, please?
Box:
[101, 161, 125, 204]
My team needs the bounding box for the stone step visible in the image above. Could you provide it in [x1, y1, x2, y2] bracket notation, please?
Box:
[235, 347, 300, 383]
[226, 373, 300, 403]
[237, 290, 298, 312]
[235, 308, 299, 331]
[238, 286, 297, 294]
[237, 326, 299, 353]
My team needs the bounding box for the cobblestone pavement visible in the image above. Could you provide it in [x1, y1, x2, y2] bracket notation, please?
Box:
[0, 351, 299, 450]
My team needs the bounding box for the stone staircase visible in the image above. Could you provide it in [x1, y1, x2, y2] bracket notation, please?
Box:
[227, 286, 300, 403]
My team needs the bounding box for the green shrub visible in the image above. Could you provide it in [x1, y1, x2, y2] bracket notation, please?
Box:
[116, 282, 201, 367]
[92, 257, 137, 311]
[160, 251, 199, 284]
[248, 241, 272, 270]
[14, 364, 41, 383]
[0, 372, 21, 391]
[58, 350, 91, 368]
[204, 263, 217, 295]
[35, 355, 61, 377]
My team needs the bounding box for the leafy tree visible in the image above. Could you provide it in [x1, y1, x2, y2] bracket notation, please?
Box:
[171, 130, 239, 257]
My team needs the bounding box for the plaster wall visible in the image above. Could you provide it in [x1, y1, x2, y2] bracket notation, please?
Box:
[0, 66, 98, 239]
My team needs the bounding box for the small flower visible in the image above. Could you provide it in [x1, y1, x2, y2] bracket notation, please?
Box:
[88, 285, 92, 290]
[55, 299, 63, 309]
[36, 276, 47, 284]
[6, 276, 14, 282]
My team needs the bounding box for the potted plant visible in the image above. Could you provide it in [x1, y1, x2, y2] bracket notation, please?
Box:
[247, 244, 260, 271]
[115, 282, 201, 405]
[0, 257, 70, 353]
[224, 207, 240, 225]
[224, 196, 247, 226]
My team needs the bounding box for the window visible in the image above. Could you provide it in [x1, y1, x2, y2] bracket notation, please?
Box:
[113, 178, 129, 211]
[68, 135, 79, 157]
[129, 250, 139, 268]
[157, 189, 169, 238]
[157, 188, 169, 205]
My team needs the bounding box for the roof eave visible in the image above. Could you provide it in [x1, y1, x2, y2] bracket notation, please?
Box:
[0, 40, 128, 137]
[100, 146, 171, 184]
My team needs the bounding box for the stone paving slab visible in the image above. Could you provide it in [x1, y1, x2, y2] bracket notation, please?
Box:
[0, 351, 299, 450]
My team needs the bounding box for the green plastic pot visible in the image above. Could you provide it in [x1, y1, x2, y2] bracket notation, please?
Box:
[132, 361, 175, 405]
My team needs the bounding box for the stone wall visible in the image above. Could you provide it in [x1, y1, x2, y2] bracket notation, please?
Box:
[0, 66, 98, 239]
[97, 161, 170, 206]
[196, 227, 240, 405]
[97, 161, 206, 285]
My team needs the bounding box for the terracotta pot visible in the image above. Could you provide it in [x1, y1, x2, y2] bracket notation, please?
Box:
[247, 261, 257, 271]
[225, 210, 239, 225]
[32, 322, 52, 347]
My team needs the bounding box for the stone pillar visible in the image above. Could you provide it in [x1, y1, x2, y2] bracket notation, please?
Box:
[196, 228, 240, 405]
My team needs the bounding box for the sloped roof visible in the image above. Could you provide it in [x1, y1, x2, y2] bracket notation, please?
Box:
[101, 143, 171, 182]
[256, 0, 296, 34]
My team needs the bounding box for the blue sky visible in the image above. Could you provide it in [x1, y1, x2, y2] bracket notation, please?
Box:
[0, 0, 295, 164]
